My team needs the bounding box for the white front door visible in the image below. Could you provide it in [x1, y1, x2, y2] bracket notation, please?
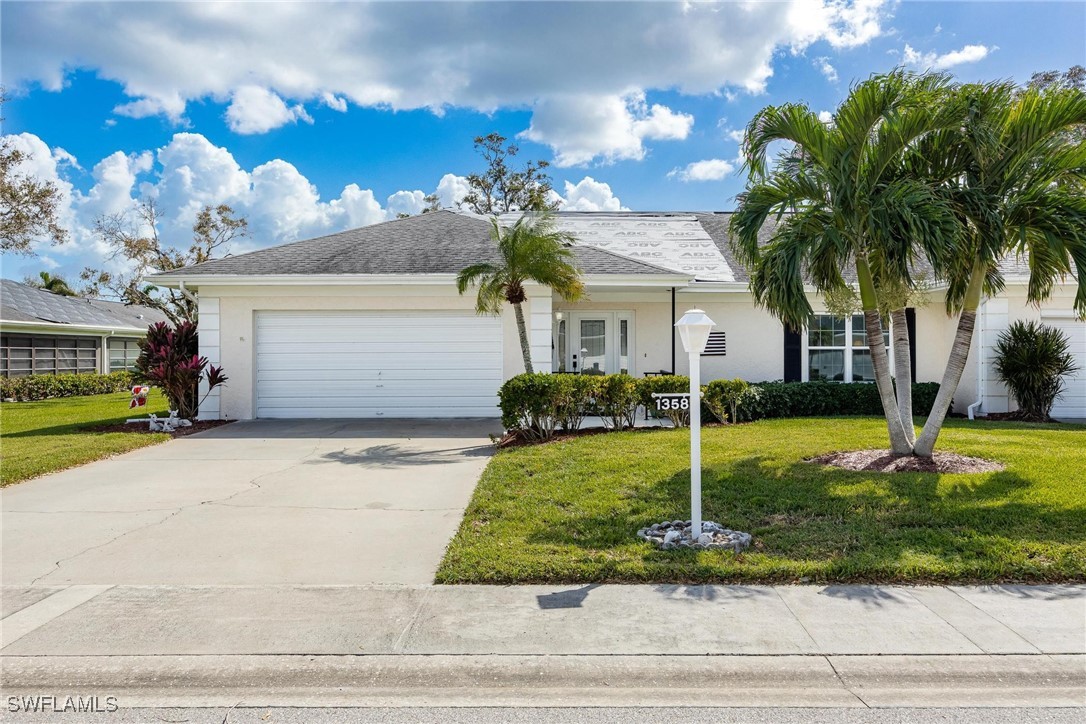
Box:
[569, 312, 634, 375]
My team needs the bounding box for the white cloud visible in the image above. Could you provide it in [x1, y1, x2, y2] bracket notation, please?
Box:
[726, 128, 746, 144]
[434, 173, 471, 209]
[225, 86, 314, 134]
[521, 92, 693, 166]
[667, 158, 736, 182]
[557, 177, 626, 211]
[0, 132, 472, 278]
[903, 43, 994, 70]
[4, 1, 892, 160]
[814, 57, 839, 83]
[818, 110, 834, 124]
[320, 92, 348, 112]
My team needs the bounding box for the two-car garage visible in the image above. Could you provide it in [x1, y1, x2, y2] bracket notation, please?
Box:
[254, 311, 504, 418]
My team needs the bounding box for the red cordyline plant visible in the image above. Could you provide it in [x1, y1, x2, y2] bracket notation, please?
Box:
[136, 321, 227, 420]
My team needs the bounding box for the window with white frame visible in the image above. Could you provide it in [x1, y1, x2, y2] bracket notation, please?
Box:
[806, 314, 890, 382]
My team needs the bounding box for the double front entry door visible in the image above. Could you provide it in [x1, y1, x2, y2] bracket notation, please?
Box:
[555, 311, 634, 375]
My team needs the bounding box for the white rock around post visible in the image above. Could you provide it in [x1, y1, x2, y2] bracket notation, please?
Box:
[637, 520, 752, 552]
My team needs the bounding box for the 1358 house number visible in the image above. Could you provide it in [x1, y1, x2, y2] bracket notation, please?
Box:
[655, 395, 690, 412]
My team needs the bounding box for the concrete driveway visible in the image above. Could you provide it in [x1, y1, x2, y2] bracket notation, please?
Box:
[1, 419, 499, 586]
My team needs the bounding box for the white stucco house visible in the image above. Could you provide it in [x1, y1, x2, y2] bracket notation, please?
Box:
[150, 210, 1085, 421]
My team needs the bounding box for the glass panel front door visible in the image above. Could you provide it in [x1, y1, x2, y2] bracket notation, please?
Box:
[579, 319, 607, 374]
[567, 312, 634, 375]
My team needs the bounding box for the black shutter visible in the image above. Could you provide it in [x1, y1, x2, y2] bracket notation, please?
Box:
[905, 308, 917, 381]
[783, 325, 802, 382]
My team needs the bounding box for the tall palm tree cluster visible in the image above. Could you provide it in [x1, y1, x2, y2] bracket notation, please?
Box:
[731, 70, 1086, 457]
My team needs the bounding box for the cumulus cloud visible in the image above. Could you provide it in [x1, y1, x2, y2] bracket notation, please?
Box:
[814, 57, 839, 83]
[903, 43, 994, 70]
[0, 131, 628, 279]
[4, 1, 892, 161]
[521, 92, 693, 166]
[667, 159, 736, 182]
[557, 177, 626, 211]
[225, 86, 314, 134]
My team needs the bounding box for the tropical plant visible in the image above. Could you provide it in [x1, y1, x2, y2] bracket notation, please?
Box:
[730, 70, 965, 455]
[135, 321, 226, 420]
[993, 321, 1079, 422]
[28, 271, 77, 296]
[906, 81, 1086, 454]
[456, 212, 584, 373]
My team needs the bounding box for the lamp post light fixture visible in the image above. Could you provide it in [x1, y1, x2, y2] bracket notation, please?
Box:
[675, 308, 716, 538]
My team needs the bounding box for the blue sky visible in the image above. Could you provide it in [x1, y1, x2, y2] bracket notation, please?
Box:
[2, 1, 1084, 283]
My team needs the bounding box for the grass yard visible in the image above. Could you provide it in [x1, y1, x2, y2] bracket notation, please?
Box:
[437, 417, 1086, 584]
[1, 391, 170, 486]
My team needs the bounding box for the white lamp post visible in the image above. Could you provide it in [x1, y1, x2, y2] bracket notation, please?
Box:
[674, 308, 716, 539]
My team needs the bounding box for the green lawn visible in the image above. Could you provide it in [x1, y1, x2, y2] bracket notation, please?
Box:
[1, 391, 170, 486]
[437, 417, 1086, 584]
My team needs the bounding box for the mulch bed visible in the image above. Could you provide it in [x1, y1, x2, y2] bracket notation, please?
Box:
[982, 412, 1058, 423]
[89, 419, 233, 438]
[808, 449, 1005, 474]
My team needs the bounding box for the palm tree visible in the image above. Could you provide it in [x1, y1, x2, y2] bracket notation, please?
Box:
[730, 70, 964, 455]
[33, 271, 77, 296]
[456, 212, 585, 373]
[910, 82, 1086, 455]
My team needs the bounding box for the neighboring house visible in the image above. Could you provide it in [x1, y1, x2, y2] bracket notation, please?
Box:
[150, 210, 1086, 421]
[0, 279, 167, 377]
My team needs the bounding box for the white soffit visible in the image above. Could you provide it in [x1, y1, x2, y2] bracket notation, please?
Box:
[503, 214, 735, 282]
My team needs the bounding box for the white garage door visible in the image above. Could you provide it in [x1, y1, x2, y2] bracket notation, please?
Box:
[255, 311, 503, 418]
[1046, 315, 1086, 419]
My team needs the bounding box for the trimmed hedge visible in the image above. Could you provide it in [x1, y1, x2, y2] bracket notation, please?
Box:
[744, 380, 941, 420]
[1, 372, 138, 402]
[498, 373, 943, 440]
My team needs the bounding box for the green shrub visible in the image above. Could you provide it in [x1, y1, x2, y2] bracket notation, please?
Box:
[704, 378, 762, 423]
[595, 373, 641, 431]
[497, 373, 564, 440]
[742, 380, 941, 420]
[638, 375, 691, 427]
[557, 374, 601, 431]
[0, 371, 137, 402]
[993, 320, 1079, 421]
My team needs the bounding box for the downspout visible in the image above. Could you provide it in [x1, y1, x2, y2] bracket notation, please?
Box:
[178, 280, 198, 305]
[671, 287, 676, 374]
[968, 299, 985, 420]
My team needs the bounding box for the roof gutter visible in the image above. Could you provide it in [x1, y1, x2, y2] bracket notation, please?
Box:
[0, 319, 147, 335]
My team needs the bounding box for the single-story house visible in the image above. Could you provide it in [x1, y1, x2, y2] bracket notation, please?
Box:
[0, 279, 167, 377]
[150, 210, 1085, 421]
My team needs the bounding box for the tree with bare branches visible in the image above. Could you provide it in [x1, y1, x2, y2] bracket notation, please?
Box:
[82, 200, 247, 325]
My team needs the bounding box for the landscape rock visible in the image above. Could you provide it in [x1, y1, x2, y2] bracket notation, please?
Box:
[637, 519, 753, 552]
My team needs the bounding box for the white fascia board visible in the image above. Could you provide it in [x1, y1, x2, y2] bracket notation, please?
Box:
[680, 282, 754, 293]
[149, 274, 460, 288]
[0, 320, 147, 336]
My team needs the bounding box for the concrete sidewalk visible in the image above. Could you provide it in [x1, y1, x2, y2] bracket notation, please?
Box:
[2, 583, 1084, 707]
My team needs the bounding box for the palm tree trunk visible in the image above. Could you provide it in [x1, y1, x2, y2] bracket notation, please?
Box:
[856, 256, 912, 454]
[913, 265, 986, 457]
[513, 301, 534, 374]
[890, 308, 915, 446]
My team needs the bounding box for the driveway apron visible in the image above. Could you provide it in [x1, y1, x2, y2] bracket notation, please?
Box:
[1, 419, 498, 585]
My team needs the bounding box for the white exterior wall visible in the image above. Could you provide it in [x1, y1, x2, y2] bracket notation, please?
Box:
[202, 284, 520, 420]
[198, 296, 221, 419]
[954, 285, 1083, 416]
[556, 289, 785, 382]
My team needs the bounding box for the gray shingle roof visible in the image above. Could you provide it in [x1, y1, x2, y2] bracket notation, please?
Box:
[0, 279, 167, 332]
[158, 210, 683, 278]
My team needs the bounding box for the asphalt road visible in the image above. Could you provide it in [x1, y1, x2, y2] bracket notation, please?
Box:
[4, 707, 1084, 723]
